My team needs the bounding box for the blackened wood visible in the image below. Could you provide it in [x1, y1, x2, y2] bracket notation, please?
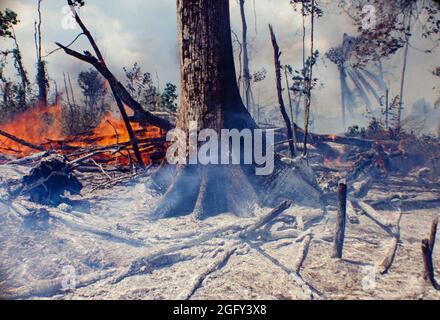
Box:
[269, 24, 295, 157]
[421, 216, 439, 290]
[109, 86, 144, 167]
[332, 182, 347, 258]
[429, 216, 438, 251]
[422, 239, 440, 290]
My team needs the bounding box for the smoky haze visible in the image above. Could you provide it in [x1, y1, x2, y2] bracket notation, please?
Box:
[0, 0, 439, 134]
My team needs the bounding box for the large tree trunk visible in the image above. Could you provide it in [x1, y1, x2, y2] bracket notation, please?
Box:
[153, 0, 258, 220]
[176, 0, 254, 133]
[152, 0, 321, 220]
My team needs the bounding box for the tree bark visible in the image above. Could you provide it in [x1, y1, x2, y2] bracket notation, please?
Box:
[176, 0, 253, 133]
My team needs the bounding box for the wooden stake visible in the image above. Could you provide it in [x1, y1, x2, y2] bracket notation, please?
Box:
[332, 181, 347, 259]
[422, 216, 439, 290]
[429, 216, 438, 252]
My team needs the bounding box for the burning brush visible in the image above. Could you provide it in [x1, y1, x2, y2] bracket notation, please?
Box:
[0, 103, 167, 167]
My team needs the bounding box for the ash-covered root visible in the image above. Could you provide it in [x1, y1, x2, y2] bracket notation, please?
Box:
[20, 154, 82, 205]
[151, 157, 323, 220]
[152, 164, 259, 220]
[178, 246, 238, 300]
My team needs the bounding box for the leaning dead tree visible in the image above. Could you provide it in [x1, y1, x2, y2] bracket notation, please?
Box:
[239, 0, 253, 114]
[302, 0, 316, 156]
[269, 24, 295, 157]
[55, 1, 172, 131]
[55, 0, 174, 166]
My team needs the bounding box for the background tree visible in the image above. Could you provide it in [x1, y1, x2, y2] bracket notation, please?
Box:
[326, 34, 383, 130]
[78, 68, 107, 108]
[34, 0, 49, 106]
[159, 82, 178, 113]
[0, 9, 29, 112]
[342, 0, 440, 132]
[123, 62, 159, 112]
[290, 0, 323, 154]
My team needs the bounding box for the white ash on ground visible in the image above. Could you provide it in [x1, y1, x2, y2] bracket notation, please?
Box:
[0, 157, 439, 300]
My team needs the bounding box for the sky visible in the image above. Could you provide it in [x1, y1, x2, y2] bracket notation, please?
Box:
[1, 0, 439, 134]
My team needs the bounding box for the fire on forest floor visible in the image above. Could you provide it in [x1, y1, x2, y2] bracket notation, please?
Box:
[0, 104, 167, 166]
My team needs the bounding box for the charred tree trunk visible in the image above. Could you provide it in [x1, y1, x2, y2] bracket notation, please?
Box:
[151, 1, 322, 219]
[35, 0, 48, 106]
[239, 0, 252, 114]
[269, 25, 295, 157]
[303, 0, 315, 156]
[422, 217, 439, 290]
[152, 0, 261, 219]
[332, 181, 347, 259]
[176, 0, 253, 133]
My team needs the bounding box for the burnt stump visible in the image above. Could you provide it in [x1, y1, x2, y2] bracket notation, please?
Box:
[22, 154, 82, 205]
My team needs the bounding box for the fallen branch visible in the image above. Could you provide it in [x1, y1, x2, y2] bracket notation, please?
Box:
[293, 234, 313, 274]
[0, 129, 46, 152]
[111, 201, 294, 285]
[378, 209, 404, 274]
[55, 43, 172, 131]
[240, 200, 293, 238]
[351, 199, 394, 237]
[0, 268, 116, 300]
[179, 246, 238, 300]
[90, 158, 112, 180]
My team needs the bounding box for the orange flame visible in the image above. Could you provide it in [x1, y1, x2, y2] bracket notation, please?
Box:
[0, 104, 165, 165]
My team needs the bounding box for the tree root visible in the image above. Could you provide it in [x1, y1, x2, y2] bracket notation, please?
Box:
[152, 164, 260, 219]
[178, 246, 238, 300]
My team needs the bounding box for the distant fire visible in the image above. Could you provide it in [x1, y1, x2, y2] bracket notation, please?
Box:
[0, 104, 166, 165]
[323, 156, 353, 169]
